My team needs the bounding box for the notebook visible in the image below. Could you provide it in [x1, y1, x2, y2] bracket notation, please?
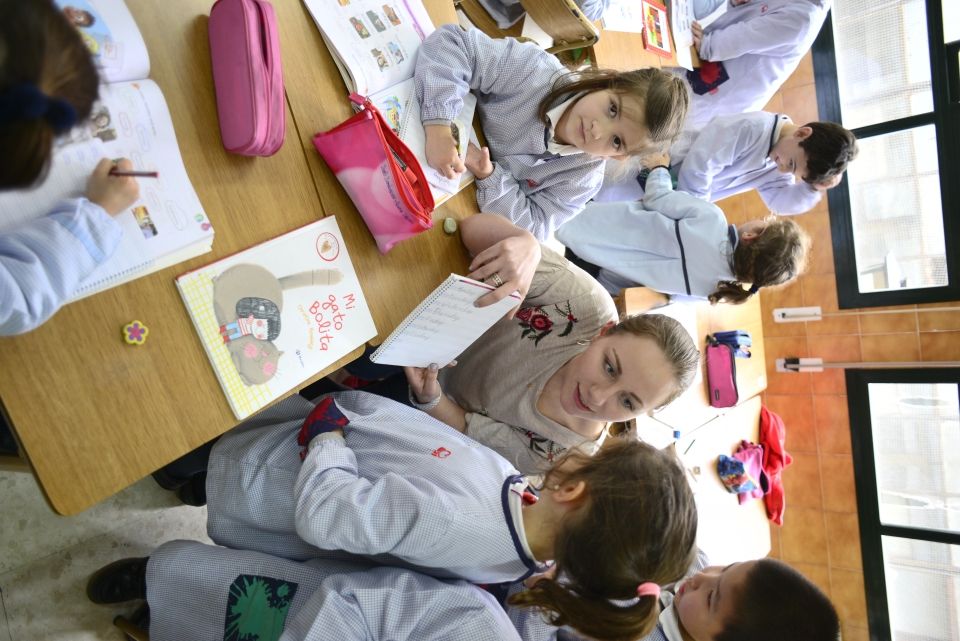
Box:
[0, 0, 214, 300]
[176, 217, 377, 419]
[301, 0, 478, 204]
[370, 274, 521, 367]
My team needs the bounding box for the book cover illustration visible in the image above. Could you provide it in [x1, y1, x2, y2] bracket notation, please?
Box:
[177, 218, 377, 419]
[641, 0, 672, 57]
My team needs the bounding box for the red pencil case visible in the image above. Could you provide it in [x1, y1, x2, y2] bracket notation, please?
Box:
[208, 0, 285, 156]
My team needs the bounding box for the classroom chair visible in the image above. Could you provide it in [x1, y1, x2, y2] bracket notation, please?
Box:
[455, 0, 600, 54]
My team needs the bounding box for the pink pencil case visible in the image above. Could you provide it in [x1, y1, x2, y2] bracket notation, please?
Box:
[705, 341, 739, 408]
[208, 0, 285, 156]
[313, 94, 434, 253]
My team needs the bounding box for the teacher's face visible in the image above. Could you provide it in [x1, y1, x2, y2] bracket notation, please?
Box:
[558, 331, 677, 423]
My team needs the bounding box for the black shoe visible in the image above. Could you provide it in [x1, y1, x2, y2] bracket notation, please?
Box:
[87, 557, 148, 604]
[175, 472, 207, 507]
[151, 467, 188, 491]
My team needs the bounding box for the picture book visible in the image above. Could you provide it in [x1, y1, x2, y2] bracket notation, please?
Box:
[301, 0, 478, 203]
[641, 0, 672, 57]
[176, 217, 377, 420]
[370, 274, 521, 367]
[0, 0, 213, 300]
[670, 0, 728, 69]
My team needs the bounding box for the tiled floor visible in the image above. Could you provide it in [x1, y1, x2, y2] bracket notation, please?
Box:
[0, 470, 210, 640]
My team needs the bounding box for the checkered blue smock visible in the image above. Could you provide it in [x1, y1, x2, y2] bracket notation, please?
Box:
[414, 25, 605, 241]
[146, 540, 522, 641]
[206, 392, 546, 584]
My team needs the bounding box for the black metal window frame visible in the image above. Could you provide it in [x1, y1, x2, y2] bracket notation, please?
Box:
[846, 367, 960, 641]
[811, 0, 960, 308]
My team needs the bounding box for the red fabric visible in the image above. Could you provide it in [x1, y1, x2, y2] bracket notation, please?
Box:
[758, 405, 793, 525]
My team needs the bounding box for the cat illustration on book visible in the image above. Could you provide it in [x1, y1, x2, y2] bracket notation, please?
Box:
[212, 264, 343, 385]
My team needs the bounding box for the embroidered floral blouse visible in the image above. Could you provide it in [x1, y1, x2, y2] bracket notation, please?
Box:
[440, 247, 617, 473]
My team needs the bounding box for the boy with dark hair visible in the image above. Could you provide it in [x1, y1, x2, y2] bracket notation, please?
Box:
[510, 554, 840, 641]
[595, 111, 858, 216]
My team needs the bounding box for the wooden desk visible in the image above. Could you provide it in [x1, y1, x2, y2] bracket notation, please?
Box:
[0, 1, 364, 515]
[591, 27, 678, 70]
[620, 295, 770, 562]
[273, 0, 477, 342]
[680, 395, 770, 564]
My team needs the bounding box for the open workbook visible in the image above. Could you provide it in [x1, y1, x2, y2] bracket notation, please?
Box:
[370, 274, 520, 367]
[0, 0, 213, 300]
[302, 0, 478, 204]
[177, 217, 377, 420]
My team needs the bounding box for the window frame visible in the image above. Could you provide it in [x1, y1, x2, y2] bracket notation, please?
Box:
[846, 367, 960, 641]
[811, 0, 960, 308]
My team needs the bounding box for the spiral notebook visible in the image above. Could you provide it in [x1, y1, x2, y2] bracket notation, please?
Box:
[370, 274, 521, 367]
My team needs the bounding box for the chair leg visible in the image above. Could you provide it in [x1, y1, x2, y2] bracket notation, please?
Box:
[114, 615, 150, 641]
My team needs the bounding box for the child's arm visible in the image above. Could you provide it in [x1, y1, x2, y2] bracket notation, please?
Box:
[757, 177, 822, 215]
[476, 160, 605, 241]
[676, 128, 744, 201]
[0, 199, 122, 336]
[698, 7, 809, 61]
[294, 430, 453, 558]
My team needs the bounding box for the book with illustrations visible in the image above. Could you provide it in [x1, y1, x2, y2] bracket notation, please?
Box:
[176, 217, 377, 420]
[302, 0, 478, 204]
[641, 0, 672, 58]
[0, 0, 213, 300]
[370, 274, 521, 367]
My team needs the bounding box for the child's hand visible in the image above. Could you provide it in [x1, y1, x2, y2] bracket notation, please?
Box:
[404, 363, 445, 406]
[467, 233, 541, 318]
[640, 150, 671, 169]
[86, 158, 140, 216]
[691, 21, 703, 50]
[425, 124, 465, 179]
[465, 143, 494, 180]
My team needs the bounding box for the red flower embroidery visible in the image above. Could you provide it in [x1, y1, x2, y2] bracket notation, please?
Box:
[515, 307, 534, 322]
[529, 312, 553, 331]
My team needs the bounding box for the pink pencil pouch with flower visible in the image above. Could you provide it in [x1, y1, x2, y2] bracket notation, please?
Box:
[312, 94, 434, 254]
[208, 0, 285, 156]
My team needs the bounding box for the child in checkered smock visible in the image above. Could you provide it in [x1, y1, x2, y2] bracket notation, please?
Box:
[414, 25, 689, 241]
[204, 390, 698, 641]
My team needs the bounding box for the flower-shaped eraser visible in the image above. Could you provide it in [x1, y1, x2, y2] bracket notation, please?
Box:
[123, 320, 149, 346]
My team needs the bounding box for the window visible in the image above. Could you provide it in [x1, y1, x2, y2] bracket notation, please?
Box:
[812, 0, 960, 307]
[846, 368, 960, 641]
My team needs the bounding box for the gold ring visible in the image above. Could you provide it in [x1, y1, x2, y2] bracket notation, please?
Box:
[491, 272, 504, 287]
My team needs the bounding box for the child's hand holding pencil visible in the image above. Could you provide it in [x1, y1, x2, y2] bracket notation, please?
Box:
[86, 157, 141, 215]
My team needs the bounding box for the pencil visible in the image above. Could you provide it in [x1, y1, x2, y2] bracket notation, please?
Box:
[109, 169, 159, 178]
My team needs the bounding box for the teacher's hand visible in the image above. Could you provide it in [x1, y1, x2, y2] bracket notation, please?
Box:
[467, 233, 541, 318]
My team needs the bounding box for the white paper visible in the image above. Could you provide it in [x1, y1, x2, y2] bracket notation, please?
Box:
[370, 275, 521, 367]
[302, 0, 435, 96]
[601, 0, 646, 33]
[54, 0, 150, 83]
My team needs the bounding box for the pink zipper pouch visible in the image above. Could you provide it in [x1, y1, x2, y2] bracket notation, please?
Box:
[706, 342, 739, 408]
[208, 0, 285, 156]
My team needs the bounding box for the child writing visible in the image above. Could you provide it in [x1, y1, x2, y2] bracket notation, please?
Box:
[0, 0, 139, 336]
[596, 112, 858, 215]
[186, 390, 698, 641]
[557, 154, 810, 303]
[684, 0, 832, 129]
[415, 24, 689, 241]
[508, 550, 840, 641]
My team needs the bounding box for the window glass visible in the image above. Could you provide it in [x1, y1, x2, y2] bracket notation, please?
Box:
[882, 536, 960, 641]
[846, 126, 948, 293]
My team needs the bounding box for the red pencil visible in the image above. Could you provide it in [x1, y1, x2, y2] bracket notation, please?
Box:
[109, 169, 159, 178]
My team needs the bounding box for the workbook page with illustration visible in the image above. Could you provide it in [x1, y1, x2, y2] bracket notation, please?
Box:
[302, 0, 478, 203]
[0, 0, 212, 299]
[177, 217, 377, 420]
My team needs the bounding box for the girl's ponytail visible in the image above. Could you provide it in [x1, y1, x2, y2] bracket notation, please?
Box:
[509, 577, 661, 641]
[508, 440, 698, 641]
[709, 217, 810, 305]
[0, 0, 99, 188]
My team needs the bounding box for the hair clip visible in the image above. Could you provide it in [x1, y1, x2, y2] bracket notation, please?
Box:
[748, 283, 760, 294]
[0, 83, 77, 134]
[636, 582, 661, 599]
